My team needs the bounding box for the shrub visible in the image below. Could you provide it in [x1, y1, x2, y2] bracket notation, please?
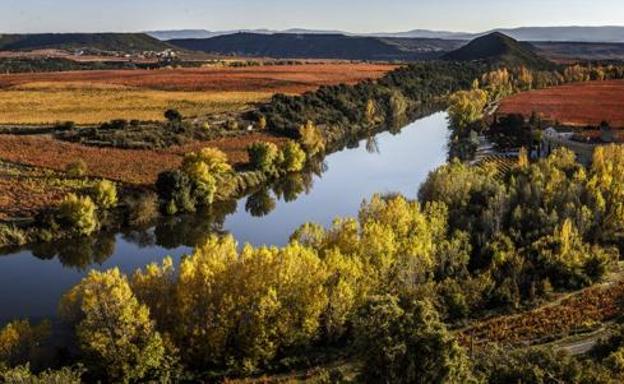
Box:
[92, 180, 118, 209]
[65, 159, 88, 178]
[0, 225, 27, 248]
[281, 140, 307, 172]
[57, 194, 98, 235]
[247, 141, 280, 172]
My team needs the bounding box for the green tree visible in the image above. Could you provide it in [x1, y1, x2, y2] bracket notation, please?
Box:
[354, 295, 473, 384]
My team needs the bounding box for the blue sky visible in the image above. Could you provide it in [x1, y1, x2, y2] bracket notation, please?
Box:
[2, 0, 624, 33]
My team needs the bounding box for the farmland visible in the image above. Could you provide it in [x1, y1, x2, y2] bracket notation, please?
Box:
[498, 79, 624, 128]
[0, 63, 396, 125]
[0, 132, 286, 186]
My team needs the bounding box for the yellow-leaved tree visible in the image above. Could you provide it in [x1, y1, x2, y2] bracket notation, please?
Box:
[59, 268, 168, 383]
[447, 89, 488, 132]
[174, 235, 327, 372]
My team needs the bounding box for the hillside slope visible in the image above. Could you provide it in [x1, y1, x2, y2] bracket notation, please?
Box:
[0, 33, 171, 52]
[169, 33, 460, 60]
[443, 32, 554, 69]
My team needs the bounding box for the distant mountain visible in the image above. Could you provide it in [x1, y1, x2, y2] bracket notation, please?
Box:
[534, 41, 624, 62]
[149, 26, 624, 43]
[0, 33, 171, 52]
[443, 32, 554, 69]
[485, 26, 624, 43]
[169, 33, 463, 60]
[148, 28, 346, 41]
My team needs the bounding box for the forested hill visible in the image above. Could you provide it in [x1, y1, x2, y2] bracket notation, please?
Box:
[443, 32, 555, 70]
[169, 33, 463, 60]
[0, 33, 172, 52]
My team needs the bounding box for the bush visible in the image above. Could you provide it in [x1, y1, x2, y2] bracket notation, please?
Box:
[57, 194, 98, 235]
[247, 141, 280, 172]
[65, 159, 88, 178]
[91, 180, 118, 209]
[281, 141, 307, 172]
[0, 224, 28, 248]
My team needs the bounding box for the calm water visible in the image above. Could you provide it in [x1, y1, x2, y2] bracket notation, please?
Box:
[0, 112, 450, 323]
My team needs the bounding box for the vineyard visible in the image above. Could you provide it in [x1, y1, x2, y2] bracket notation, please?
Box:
[458, 280, 624, 348]
[475, 154, 517, 179]
[0, 63, 396, 125]
[498, 80, 624, 128]
[0, 63, 397, 92]
[0, 160, 98, 220]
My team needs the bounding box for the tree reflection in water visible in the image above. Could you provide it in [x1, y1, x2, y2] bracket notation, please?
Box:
[31, 233, 116, 270]
[20, 161, 330, 268]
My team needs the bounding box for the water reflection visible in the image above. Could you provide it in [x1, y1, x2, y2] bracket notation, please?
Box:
[0, 112, 451, 323]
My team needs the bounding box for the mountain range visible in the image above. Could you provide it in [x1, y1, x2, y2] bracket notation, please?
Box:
[148, 26, 624, 43]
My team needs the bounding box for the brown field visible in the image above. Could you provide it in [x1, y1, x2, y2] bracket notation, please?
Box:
[0, 63, 396, 124]
[0, 133, 286, 186]
[0, 63, 396, 93]
[498, 80, 624, 128]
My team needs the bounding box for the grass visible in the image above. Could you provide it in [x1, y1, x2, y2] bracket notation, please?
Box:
[0, 82, 273, 124]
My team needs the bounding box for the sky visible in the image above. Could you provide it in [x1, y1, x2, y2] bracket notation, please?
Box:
[2, 0, 624, 34]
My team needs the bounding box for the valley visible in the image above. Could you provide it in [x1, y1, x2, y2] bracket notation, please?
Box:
[3, 17, 624, 383]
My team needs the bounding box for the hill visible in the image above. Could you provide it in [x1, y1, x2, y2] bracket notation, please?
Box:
[0, 33, 171, 52]
[443, 32, 554, 69]
[168, 32, 461, 60]
[533, 41, 624, 62]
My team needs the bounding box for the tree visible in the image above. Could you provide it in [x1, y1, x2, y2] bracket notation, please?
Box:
[58, 194, 98, 235]
[1, 364, 85, 384]
[174, 235, 327, 372]
[164, 108, 182, 123]
[181, 147, 233, 205]
[365, 99, 378, 125]
[299, 120, 325, 157]
[0, 320, 50, 368]
[281, 140, 307, 172]
[59, 268, 167, 383]
[257, 115, 267, 130]
[354, 295, 473, 384]
[447, 89, 488, 132]
[92, 179, 118, 209]
[247, 141, 280, 172]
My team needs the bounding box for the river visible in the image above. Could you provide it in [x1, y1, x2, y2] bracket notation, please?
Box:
[0, 112, 450, 324]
